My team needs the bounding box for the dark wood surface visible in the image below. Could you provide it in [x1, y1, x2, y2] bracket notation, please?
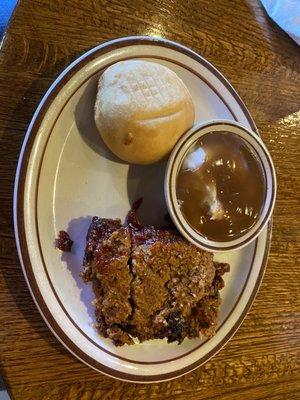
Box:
[0, 0, 299, 398]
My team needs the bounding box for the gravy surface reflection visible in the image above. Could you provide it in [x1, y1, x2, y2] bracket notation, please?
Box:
[176, 132, 266, 242]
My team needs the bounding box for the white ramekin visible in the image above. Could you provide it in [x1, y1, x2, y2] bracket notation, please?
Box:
[164, 120, 276, 252]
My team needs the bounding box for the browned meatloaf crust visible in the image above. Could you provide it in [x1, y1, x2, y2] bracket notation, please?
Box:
[82, 209, 229, 346]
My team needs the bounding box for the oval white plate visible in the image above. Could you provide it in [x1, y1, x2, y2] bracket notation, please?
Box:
[14, 36, 271, 383]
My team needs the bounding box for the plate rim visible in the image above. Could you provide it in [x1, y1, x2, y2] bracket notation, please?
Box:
[13, 36, 272, 383]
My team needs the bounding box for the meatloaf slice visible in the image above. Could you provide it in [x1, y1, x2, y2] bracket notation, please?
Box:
[82, 217, 134, 345]
[129, 227, 217, 343]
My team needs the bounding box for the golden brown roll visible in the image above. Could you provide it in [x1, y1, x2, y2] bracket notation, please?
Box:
[94, 60, 195, 164]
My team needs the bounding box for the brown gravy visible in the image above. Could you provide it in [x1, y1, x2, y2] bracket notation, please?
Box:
[176, 131, 266, 242]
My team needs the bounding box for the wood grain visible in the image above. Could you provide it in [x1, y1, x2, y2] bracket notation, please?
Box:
[0, 0, 299, 398]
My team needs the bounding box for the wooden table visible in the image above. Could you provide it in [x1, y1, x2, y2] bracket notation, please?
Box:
[0, 0, 299, 398]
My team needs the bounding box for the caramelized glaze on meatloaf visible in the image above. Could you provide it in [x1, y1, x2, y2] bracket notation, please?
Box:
[82, 208, 229, 346]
